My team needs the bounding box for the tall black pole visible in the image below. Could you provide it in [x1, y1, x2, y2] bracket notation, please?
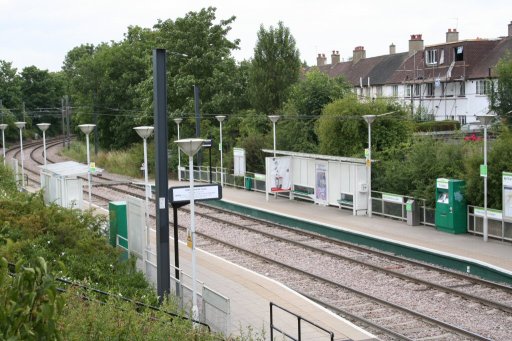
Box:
[194, 85, 202, 167]
[94, 90, 98, 156]
[153, 49, 170, 300]
[172, 205, 181, 296]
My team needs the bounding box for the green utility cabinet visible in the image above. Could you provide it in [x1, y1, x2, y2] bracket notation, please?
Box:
[435, 178, 467, 234]
[109, 201, 127, 248]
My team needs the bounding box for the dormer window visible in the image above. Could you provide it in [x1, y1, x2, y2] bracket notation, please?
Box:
[454, 46, 464, 61]
[426, 49, 437, 65]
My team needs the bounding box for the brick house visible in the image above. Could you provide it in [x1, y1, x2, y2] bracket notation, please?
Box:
[314, 21, 512, 124]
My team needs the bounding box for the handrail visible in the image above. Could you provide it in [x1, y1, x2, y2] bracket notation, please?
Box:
[270, 302, 334, 341]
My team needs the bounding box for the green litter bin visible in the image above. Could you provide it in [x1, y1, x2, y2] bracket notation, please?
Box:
[245, 177, 253, 191]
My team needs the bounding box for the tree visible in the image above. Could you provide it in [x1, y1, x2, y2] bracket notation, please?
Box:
[491, 52, 512, 123]
[278, 70, 352, 153]
[0, 60, 22, 111]
[248, 22, 301, 114]
[316, 96, 411, 157]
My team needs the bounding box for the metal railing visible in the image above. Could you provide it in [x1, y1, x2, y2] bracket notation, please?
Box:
[369, 191, 436, 226]
[270, 302, 334, 341]
[467, 206, 512, 241]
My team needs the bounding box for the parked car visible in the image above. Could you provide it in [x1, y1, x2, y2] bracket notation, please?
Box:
[461, 123, 486, 133]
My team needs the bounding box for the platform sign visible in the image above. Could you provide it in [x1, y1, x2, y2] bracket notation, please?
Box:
[382, 193, 403, 204]
[503, 172, 512, 221]
[480, 164, 487, 178]
[169, 184, 222, 205]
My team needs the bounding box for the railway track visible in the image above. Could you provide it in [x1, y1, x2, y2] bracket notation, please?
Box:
[12, 138, 512, 340]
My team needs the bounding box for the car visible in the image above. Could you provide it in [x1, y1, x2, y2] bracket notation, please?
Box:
[461, 123, 486, 133]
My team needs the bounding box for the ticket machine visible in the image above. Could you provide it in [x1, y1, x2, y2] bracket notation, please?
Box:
[435, 178, 467, 234]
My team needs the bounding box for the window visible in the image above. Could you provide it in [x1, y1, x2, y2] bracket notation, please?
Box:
[458, 115, 467, 125]
[459, 82, 465, 96]
[406, 84, 412, 97]
[426, 83, 434, 97]
[426, 49, 437, 65]
[439, 49, 445, 65]
[376, 86, 383, 97]
[476, 80, 491, 95]
[454, 46, 464, 61]
[414, 84, 421, 97]
[392, 85, 398, 97]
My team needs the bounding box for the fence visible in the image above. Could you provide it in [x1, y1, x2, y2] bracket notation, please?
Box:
[117, 227, 231, 335]
[467, 206, 512, 241]
[371, 191, 436, 226]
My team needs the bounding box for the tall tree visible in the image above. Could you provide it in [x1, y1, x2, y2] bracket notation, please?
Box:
[249, 22, 301, 114]
[491, 52, 512, 123]
[0, 60, 22, 111]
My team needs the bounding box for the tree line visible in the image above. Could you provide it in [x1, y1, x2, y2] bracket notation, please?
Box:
[1, 7, 512, 208]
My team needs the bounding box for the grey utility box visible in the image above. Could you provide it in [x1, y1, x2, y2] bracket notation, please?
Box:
[406, 199, 421, 226]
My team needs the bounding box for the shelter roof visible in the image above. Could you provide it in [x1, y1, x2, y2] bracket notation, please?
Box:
[39, 161, 102, 177]
[262, 149, 366, 164]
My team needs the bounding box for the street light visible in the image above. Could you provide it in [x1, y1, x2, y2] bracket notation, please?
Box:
[215, 115, 226, 187]
[175, 138, 205, 321]
[14, 122, 26, 187]
[362, 115, 376, 218]
[268, 115, 280, 157]
[36, 123, 51, 168]
[173, 118, 183, 181]
[134, 126, 154, 249]
[477, 113, 497, 242]
[0, 124, 7, 166]
[78, 124, 96, 209]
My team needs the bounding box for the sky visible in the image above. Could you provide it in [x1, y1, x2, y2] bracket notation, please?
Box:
[1, 0, 511, 72]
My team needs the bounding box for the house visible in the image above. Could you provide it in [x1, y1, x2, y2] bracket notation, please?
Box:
[314, 21, 512, 124]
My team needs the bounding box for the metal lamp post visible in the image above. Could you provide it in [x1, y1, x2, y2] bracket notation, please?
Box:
[134, 126, 154, 248]
[78, 124, 96, 209]
[363, 115, 376, 218]
[477, 113, 496, 242]
[36, 123, 51, 168]
[175, 138, 205, 320]
[173, 118, 183, 181]
[215, 115, 226, 187]
[0, 124, 7, 166]
[14, 122, 26, 186]
[268, 115, 280, 157]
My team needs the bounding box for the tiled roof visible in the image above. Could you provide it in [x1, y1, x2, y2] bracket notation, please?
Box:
[313, 36, 511, 85]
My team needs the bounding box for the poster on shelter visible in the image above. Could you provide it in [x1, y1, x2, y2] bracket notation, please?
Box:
[503, 172, 512, 221]
[267, 157, 291, 192]
[315, 163, 327, 204]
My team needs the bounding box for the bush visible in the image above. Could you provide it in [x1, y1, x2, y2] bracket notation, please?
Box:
[414, 120, 460, 132]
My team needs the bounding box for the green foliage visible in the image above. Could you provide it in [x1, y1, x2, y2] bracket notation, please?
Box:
[373, 138, 468, 206]
[59, 291, 220, 340]
[0, 257, 64, 340]
[249, 21, 301, 114]
[491, 52, 512, 123]
[414, 120, 460, 132]
[316, 96, 411, 157]
[0, 60, 22, 110]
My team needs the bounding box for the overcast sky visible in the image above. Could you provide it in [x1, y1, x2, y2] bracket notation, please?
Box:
[1, 0, 511, 72]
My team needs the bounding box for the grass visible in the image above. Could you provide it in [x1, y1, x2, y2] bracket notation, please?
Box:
[60, 141, 150, 179]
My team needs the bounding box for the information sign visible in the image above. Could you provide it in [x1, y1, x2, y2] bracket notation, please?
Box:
[503, 172, 512, 221]
[480, 164, 487, 177]
[169, 184, 222, 205]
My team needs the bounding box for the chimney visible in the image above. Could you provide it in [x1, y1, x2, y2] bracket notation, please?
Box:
[408, 34, 424, 56]
[509, 21, 512, 36]
[446, 28, 459, 43]
[352, 46, 366, 63]
[389, 43, 396, 55]
[316, 53, 327, 66]
[331, 50, 340, 64]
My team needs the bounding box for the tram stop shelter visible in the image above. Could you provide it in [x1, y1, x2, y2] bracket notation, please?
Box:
[39, 161, 102, 209]
[263, 150, 369, 215]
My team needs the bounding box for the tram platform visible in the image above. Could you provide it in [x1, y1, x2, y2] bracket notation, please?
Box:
[166, 179, 512, 340]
